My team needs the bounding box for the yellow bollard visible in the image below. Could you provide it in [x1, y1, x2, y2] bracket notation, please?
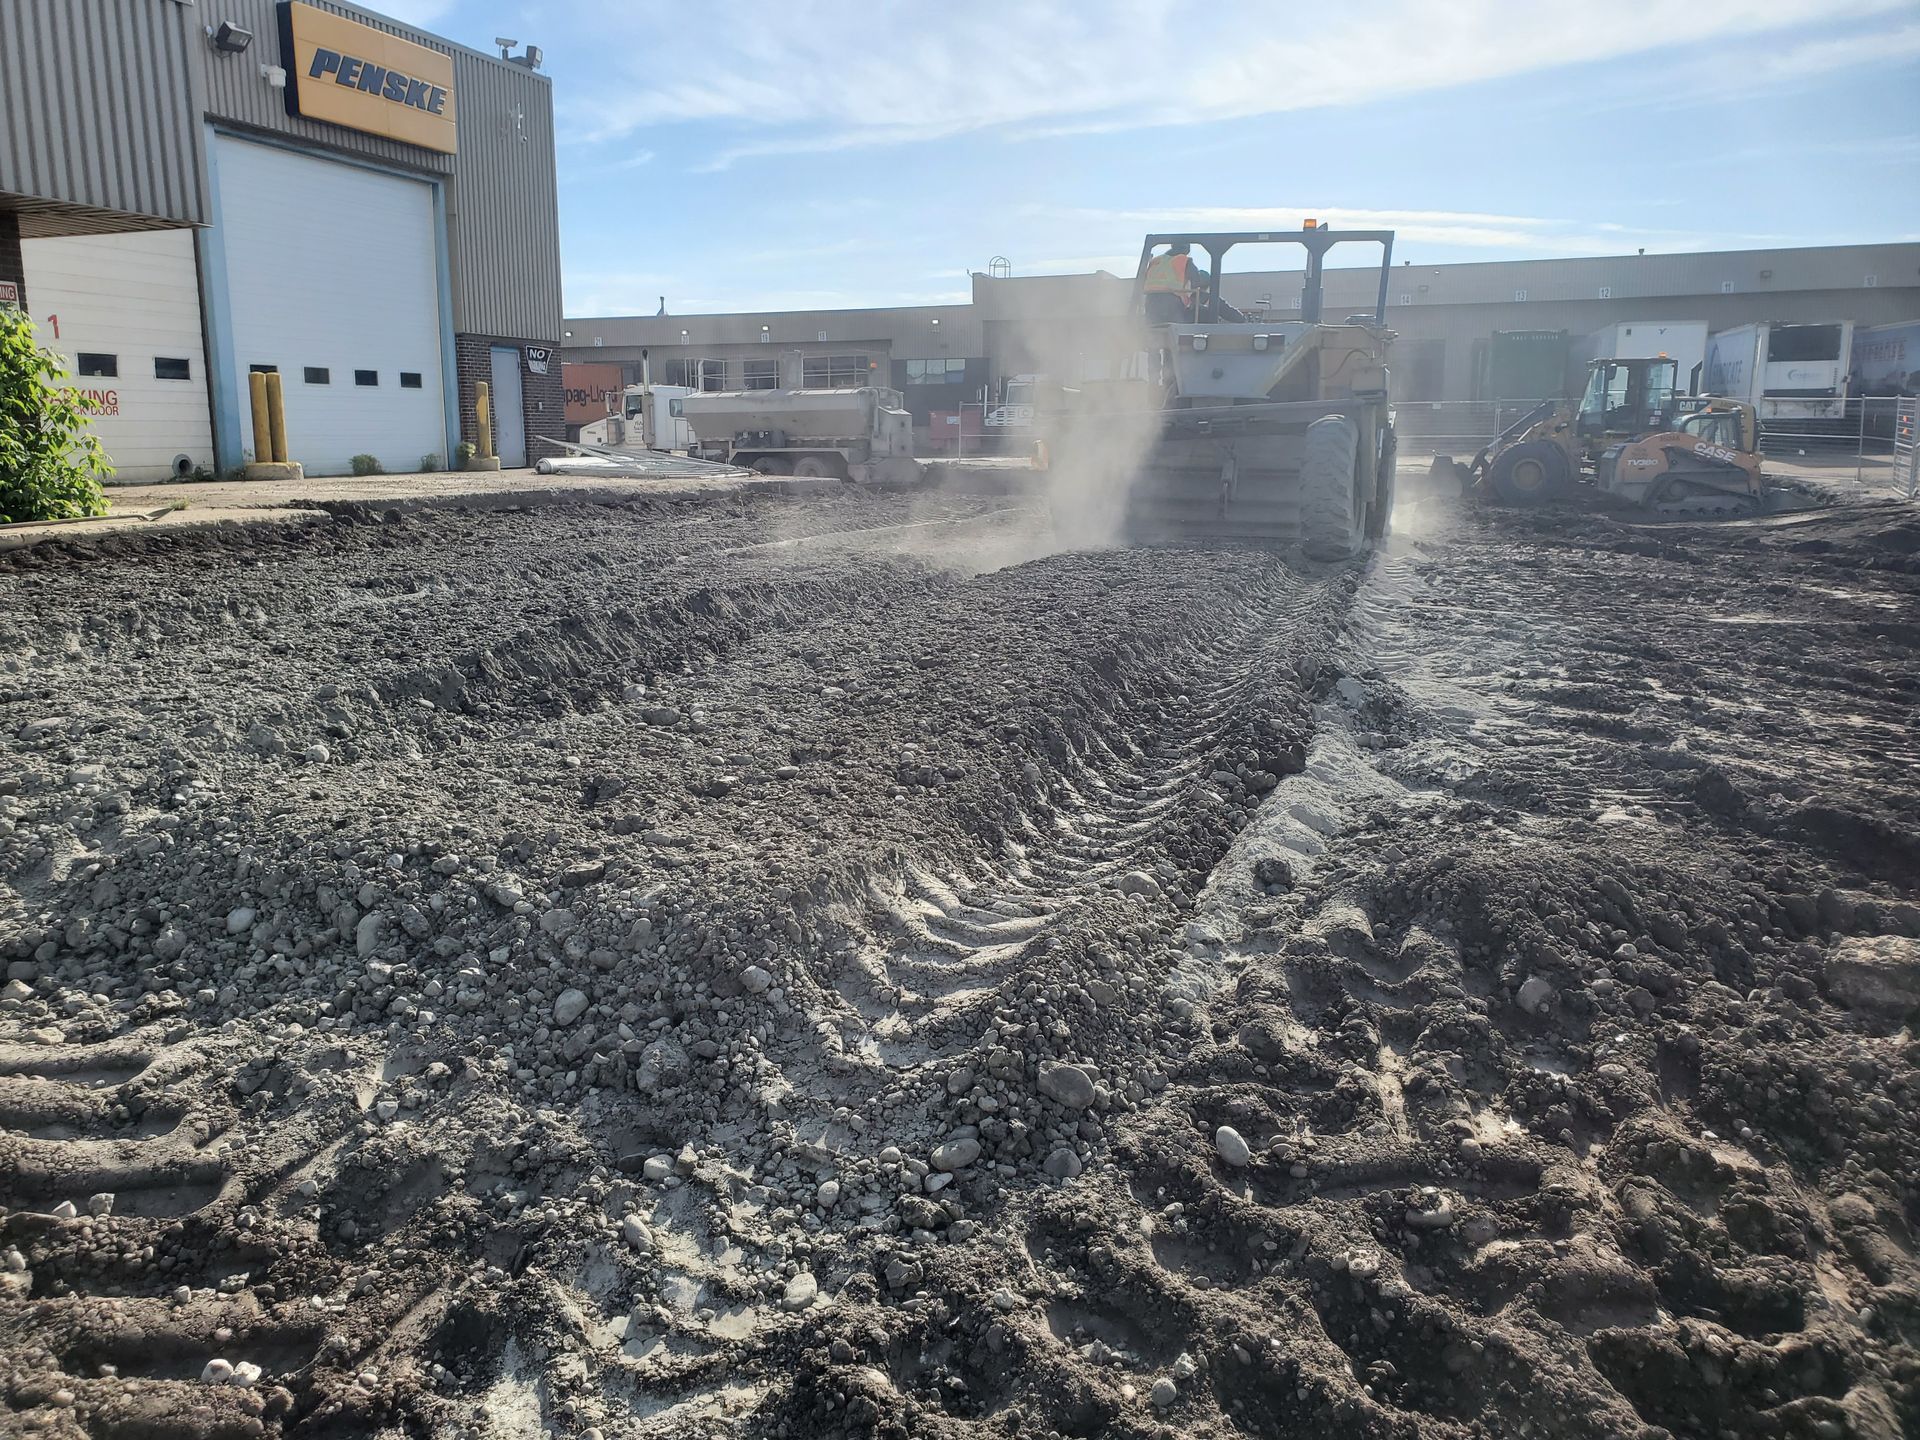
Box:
[475, 380, 495, 460]
[265, 371, 289, 466]
[249, 371, 273, 463]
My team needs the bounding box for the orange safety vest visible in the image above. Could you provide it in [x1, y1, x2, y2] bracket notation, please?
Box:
[1142, 253, 1194, 299]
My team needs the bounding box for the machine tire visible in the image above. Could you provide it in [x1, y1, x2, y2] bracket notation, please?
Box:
[1488, 440, 1571, 506]
[1301, 415, 1363, 560]
[1367, 422, 1397, 540]
[792, 455, 836, 479]
[749, 456, 793, 476]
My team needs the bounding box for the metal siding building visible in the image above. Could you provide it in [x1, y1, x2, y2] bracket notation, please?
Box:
[562, 304, 985, 437]
[0, 0, 209, 236]
[445, 48, 562, 342]
[565, 243, 1919, 438]
[0, 0, 562, 477]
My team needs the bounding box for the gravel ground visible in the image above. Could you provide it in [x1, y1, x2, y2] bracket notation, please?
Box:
[1, 484, 1916, 1440]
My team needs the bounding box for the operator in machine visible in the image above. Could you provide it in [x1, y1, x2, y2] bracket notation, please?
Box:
[1142, 242, 1199, 322]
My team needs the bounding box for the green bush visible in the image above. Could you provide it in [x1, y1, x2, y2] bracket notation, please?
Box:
[419, 452, 442, 473]
[0, 308, 112, 523]
[350, 453, 385, 476]
[454, 440, 477, 469]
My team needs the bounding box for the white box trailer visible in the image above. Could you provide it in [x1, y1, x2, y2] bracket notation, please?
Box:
[1850, 320, 1920, 397]
[1580, 321, 1708, 393]
[1704, 322, 1854, 424]
[678, 386, 920, 483]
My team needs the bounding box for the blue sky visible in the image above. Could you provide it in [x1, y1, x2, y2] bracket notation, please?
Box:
[380, 0, 1920, 317]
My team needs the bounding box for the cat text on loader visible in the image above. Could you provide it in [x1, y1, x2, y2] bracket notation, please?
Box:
[1594, 397, 1765, 515]
[1045, 222, 1398, 556]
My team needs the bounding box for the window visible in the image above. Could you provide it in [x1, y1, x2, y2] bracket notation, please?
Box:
[803, 354, 869, 388]
[1680, 410, 1739, 446]
[1768, 325, 1842, 364]
[304, 367, 331, 385]
[77, 353, 117, 377]
[902, 358, 967, 385]
[400, 371, 423, 389]
[153, 356, 191, 381]
[698, 358, 726, 392]
[742, 359, 779, 390]
[249, 363, 277, 374]
[661, 359, 695, 388]
[355, 369, 378, 387]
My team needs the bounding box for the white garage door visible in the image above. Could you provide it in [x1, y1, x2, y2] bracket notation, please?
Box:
[23, 229, 214, 482]
[215, 135, 445, 476]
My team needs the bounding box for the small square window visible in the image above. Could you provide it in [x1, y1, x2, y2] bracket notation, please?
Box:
[77, 353, 118, 377]
[154, 356, 191, 380]
[355, 370, 378, 387]
[304, 367, 330, 385]
[399, 371, 423, 389]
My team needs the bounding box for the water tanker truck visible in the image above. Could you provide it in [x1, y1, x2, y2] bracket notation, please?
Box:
[677, 386, 921, 484]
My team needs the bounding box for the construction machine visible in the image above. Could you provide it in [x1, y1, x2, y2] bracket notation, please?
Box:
[1442, 355, 1683, 504]
[1593, 397, 1765, 514]
[1044, 222, 1398, 557]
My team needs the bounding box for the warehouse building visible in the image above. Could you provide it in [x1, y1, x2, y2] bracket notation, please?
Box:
[0, 0, 562, 479]
[563, 241, 1920, 439]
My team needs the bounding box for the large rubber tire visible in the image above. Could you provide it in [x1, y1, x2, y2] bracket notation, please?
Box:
[1368, 422, 1397, 540]
[1301, 415, 1363, 560]
[749, 456, 792, 476]
[1488, 440, 1571, 506]
[792, 455, 837, 479]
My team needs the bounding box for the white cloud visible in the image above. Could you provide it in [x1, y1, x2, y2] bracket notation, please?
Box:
[557, 0, 1911, 167]
[1020, 204, 1797, 262]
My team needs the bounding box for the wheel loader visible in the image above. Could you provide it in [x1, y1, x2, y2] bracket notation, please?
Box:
[1043, 223, 1398, 557]
[1439, 355, 1683, 504]
[1434, 358, 1767, 514]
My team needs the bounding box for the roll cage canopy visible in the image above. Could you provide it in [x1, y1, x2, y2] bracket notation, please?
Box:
[1133, 228, 1396, 326]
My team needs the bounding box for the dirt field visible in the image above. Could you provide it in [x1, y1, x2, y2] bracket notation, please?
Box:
[2, 484, 1917, 1439]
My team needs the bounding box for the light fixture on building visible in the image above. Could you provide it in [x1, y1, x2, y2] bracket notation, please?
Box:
[930, 318, 940, 326]
[208, 21, 254, 53]
[563, 330, 573, 339]
[680, 329, 689, 342]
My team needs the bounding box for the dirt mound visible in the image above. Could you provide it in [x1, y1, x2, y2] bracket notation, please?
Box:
[2, 489, 1915, 1437]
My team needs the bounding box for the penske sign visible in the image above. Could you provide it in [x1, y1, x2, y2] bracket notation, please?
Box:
[277, 2, 458, 154]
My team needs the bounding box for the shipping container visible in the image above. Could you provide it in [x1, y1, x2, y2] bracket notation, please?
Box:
[1472, 329, 1571, 401]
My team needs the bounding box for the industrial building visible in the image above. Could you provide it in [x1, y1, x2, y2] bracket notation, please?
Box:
[1, 0, 562, 479]
[562, 241, 1920, 442]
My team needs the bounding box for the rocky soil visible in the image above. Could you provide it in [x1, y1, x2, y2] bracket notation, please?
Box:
[0, 486, 1916, 1440]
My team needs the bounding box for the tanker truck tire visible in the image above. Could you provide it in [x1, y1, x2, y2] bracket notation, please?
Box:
[750, 457, 793, 476]
[792, 455, 837, 479]
[1301, 415, 1363, 561]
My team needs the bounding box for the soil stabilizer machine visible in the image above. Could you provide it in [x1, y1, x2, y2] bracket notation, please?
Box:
[1046, 224, 1398, 557]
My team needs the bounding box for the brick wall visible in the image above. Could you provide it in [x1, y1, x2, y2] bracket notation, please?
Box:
[454, 333, 563, 464]
[0, 212, 25, 313]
